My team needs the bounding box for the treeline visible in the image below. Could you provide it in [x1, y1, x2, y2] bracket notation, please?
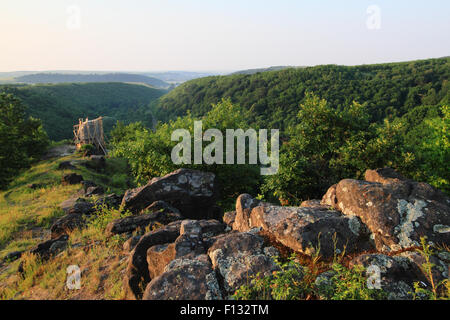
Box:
[152, 57, 449, 131]
[0, 83, 167, 140]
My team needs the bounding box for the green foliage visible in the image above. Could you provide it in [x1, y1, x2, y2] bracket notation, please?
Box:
[153, 58, 450, 129]
[233, 254, 388, 300]
[0, 93, 49, 188]
[110, 99, 262, 207]
[262, 93, 414, 204]
[413, 237, 450, 300]
[0, 82, 166, 140]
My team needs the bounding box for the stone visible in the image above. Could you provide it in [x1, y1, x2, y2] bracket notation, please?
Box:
[146, 220, 225, 279]
[121, 169, 218, 219]
[233, 194, 269, 232]
[105, 210, 183, 236]
[50, 213, 86, 239]
[300, 199, 328, 209]
[124, 221, 182, 299]
[57, 161, 76, 170]
[223, 211, 236, 228]
[249, 205, 373, 258]
[123, 236, 142, 252]
[334, 174, 450, 252]
[142, 255, 222, 300]
[61, 173, 83, 185]
[208, 232, 279, 295]
[349, 253, 423, 300]
[321, 184, 338, 208]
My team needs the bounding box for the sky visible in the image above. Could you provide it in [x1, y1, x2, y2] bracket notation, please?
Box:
[0, 0, 449, 72]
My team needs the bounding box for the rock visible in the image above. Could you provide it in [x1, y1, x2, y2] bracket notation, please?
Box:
[365, 167, 407, 185]
[249, 205, 373, 258]
[124, 221, 182, 299]
[4, 251, 23, 262]
[301, 199, 329, 209]
[349, 253, 422, 300]
[123, 236, 142, 252]
[85, 186, 104, 197]
[142, 200, 181, 215]
[94, 193, 123, 209]
[233, 194, 268, 232]
[142, 255, 222, 300]
[334, 173, 450, 252]
[396, 251, 449, 290]
[121, 169, 218, 219]
[106, 210, 183, 236]
[208, 232, 279, 295]
[61, 173, 83, 185]
[28, 235, 69, 260]
[65, 198, 95, 215]
[57, 161, 76, 170]
[223, 211, 236, 228]
[50, 213, 86, 239]
[321, 184, 338, 208]
[81, 180, 97, 191]
[146, 220, 225, 279]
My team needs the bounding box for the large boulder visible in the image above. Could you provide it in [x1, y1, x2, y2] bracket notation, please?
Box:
[124, 221, 182, 299]
[121, 169, 218, 219]
[333, 169, 450, 252]
[248, 205, 373, 258]
[146, 220, 226, 279]
[142, 255, 222, 300]
[208, 232, 279, 295]
[106, 210, 184, 236]
[233, 194, 269, 232]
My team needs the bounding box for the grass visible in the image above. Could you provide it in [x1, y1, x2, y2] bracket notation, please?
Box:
[0, 145, 134, 299]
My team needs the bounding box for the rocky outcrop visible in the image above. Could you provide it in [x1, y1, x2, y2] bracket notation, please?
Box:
[121, 169, 218, 219]
[143, 255, 222, 300]
[124, 221, 182, 299]
[208, 231, 279, 294]
[333, 168, 450, 252]
[248, 204, 373, 258]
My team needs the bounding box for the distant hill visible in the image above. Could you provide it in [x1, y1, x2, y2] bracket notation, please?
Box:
[231, 66, 292, 75]
[0, 83, 167, 140]
[142, 71, 220, 83]
[14, 73, 170, 89]
[152, 57, 450, 129]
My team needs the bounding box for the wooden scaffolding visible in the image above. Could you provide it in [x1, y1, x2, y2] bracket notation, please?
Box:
[73, 117, 107, 155]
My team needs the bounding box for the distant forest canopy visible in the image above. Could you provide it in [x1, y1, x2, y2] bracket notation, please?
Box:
[152, 57, 450, 130]
[14, 73, 171, 89]
[0, 83, 167, 140]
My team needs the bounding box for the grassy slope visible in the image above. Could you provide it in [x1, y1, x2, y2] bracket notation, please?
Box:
[0, 147, 132, 299]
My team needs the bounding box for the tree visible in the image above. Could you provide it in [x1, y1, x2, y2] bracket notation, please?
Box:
[0, 93, 49, 188]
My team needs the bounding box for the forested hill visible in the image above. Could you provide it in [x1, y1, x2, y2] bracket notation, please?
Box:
[153, 57, 450, 129]
[0, 83, 167, 140]
[14, 73, 170, 89]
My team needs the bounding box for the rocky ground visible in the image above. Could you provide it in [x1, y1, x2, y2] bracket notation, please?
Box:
[1, 151, 449, 300]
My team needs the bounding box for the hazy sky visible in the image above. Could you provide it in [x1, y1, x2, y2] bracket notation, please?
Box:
[1, 0, 449, 72]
